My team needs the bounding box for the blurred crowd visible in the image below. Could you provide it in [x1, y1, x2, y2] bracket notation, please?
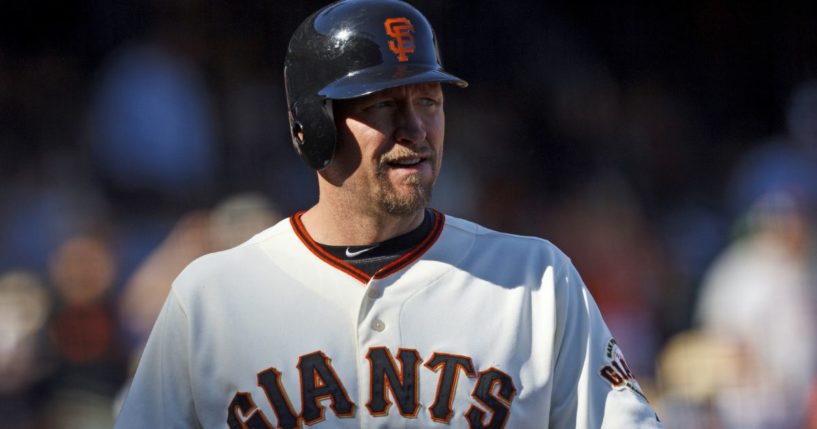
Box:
[1, 1, 817, 428]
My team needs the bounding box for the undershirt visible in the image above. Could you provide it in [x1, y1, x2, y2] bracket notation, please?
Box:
[317, 209, 434, 276]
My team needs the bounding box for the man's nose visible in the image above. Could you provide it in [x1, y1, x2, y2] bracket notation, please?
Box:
[394, 105, 426, 144]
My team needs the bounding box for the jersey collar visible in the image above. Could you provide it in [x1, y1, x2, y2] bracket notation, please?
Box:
[289, 209, 445, 284]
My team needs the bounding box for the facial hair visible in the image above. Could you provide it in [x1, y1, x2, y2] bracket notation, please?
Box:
[373, 146, 436, 216]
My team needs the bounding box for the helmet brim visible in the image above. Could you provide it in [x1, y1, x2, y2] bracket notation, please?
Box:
[318, 65, 468, 100]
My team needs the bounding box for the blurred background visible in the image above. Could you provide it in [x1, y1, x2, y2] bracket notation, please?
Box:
[1, 0, 817, 427]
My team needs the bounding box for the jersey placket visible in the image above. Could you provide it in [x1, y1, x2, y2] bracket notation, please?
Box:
[355, 273, 417, 426]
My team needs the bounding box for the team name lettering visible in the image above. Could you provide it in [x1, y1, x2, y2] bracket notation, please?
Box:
[366, 347, 421, 417]
[598, 338, 647, 401]
[258, 368, 298, 428]
[465, 369, 517, 429]
[226, 348, 516, 428]
[297, 351, 356, 424]
[227, 392, 275, 429]
[425, 352, 475, 422]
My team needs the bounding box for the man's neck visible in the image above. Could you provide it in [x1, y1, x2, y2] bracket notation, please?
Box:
[299, 200, 425, 246]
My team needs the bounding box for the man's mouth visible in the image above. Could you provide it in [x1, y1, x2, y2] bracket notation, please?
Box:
[383, 150, 433, 169]
[386, 156, 425, 168]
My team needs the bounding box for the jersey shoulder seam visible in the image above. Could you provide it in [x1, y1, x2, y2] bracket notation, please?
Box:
[443, 213, 565, 250]
[238, 217, 293, 248]
[169, 217, 297, 299]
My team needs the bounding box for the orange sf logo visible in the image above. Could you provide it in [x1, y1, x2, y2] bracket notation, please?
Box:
[384, 17, 415, 62]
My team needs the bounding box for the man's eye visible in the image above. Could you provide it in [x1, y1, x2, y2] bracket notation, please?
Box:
[366, 100, 394, 110]
[417, 98, 439, 107]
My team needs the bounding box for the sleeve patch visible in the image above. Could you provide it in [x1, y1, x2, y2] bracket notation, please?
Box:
[598, 339, 647, 400]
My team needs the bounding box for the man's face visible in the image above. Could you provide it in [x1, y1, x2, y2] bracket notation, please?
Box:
[328, 83, 445, 216]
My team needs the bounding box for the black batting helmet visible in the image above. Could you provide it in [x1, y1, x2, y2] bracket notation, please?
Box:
[284, 0, 467, 170]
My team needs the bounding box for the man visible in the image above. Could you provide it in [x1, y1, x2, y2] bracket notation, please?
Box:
[115, 0, 663, 427]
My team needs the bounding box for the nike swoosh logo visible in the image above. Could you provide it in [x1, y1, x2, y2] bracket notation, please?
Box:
[345, 245, 378, 258]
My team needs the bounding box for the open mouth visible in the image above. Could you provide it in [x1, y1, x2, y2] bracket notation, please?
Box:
[386, 156, 425, 168]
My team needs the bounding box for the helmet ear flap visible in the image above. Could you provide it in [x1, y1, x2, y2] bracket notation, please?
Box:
[288, 98, 336, 170]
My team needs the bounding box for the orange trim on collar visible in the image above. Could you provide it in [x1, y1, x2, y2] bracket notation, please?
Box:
[289, 210, 445, 284]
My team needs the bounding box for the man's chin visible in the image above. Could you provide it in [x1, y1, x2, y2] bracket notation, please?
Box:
[378, 185, 432, 217]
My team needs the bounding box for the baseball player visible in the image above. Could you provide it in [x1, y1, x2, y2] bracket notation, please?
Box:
[115, 0, 663, 427]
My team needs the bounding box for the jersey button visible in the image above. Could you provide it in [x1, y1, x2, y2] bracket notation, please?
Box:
[367, 288, 382, 299]
[371, 319, 386, 332]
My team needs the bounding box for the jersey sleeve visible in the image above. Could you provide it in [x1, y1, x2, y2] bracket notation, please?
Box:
[114, 288, 201, 428]
[549, 260, 663, 428]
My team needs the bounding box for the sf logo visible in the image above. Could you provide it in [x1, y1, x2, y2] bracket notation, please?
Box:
[385, 17, 415, 62]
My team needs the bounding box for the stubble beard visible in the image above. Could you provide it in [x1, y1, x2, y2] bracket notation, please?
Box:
[373, 155, 435, 217]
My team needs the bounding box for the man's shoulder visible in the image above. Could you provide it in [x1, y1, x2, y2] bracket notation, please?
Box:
[171, 216, 294, 293]
[443, 214, 560, 247]
[441, 213, 570, 265]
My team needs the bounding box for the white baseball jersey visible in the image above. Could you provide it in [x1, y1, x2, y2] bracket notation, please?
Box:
[115, 212, 662, 428]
